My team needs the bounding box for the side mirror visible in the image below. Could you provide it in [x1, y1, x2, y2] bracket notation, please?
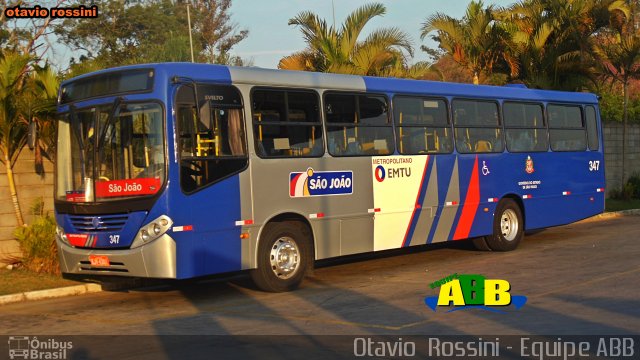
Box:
[27, 121, 37, 150]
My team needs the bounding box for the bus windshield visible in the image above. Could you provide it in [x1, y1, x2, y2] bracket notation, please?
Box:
[56, 101, 165, 202]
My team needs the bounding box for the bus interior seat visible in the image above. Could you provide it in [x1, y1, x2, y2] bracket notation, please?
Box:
[345, 141, 362, 155]
[475, 140, 492, 152]
[328, 137, 343, 155]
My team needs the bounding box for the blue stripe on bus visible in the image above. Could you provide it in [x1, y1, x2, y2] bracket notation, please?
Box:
[426, 157, 456, 244]
[402, 156, 433, 247]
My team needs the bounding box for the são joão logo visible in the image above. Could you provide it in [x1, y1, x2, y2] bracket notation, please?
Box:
[425, 273, 527, 313]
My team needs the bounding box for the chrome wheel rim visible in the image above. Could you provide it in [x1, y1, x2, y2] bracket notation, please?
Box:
[500, 209, 519, 241]
[269, 237, 300, 279]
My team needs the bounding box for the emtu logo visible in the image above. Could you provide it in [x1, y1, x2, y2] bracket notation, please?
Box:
[424, 273, 527, 313]
[374, 165, 386, 182]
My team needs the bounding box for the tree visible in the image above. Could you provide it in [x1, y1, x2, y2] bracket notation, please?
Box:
[0, 1, 68, 227]
[0, 51, 31, 226]
[55, 0, 248, 68]
[421, 1, 516, 84]
[591, 0, 640, 188]
[25, 64, 60, 173]
[279, 3, 432, 79]
[495, 0, 629, 90]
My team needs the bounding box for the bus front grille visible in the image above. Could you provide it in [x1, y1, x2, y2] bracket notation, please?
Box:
[69, 214, 129, 232]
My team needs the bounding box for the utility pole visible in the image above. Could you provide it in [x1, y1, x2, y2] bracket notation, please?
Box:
[187, 3, 195, 63]
[332, 0, 335, 29]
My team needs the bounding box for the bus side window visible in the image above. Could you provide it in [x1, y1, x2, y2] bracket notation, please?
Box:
[548, 104, 586, 152]
[324, 93, 394, 156]
[252, 89, 323, 158]
[504, 102, 548, 153]
[452, 99, 503, 154]
[393, 96, 451, 154]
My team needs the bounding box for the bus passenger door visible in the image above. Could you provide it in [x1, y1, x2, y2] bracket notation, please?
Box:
[172, 84, 249, 278]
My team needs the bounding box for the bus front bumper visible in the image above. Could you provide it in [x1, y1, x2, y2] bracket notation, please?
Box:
[56, 234, 177, 279]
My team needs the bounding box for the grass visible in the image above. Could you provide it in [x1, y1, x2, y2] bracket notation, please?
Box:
[605, 198, 640, 212]
[0, 268, 81, 296]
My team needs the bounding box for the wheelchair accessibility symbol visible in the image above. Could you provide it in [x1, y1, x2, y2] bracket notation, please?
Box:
[482, 161, 490, 176]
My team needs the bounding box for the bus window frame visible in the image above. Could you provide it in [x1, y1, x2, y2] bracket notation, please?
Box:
[391, 94, 453, 155]
[451, 97, 504, 154]
[323, 90, 394, 157]
[174, 82, 249, 195]
[502, 101, 550, 153]
[546, 103, 587, 152]
[250, 86, 325, 159]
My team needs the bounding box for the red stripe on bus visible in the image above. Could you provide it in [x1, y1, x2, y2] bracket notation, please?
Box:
[453, 156, 480, 240]
[402, 157, 430, 247]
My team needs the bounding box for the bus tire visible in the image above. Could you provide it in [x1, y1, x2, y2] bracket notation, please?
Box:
[471, 236, 492, 251]
[484, 198, 524, 251]
[250, 221, 312, 292]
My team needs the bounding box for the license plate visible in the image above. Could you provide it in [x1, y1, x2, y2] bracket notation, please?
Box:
[89, 255, 110, 267]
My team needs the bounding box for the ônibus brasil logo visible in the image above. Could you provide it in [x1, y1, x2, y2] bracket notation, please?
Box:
[424, 273, 527, 313]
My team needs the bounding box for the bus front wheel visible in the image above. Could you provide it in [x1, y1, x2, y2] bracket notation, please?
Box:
[483, 198, 524, 251]
[250, 221, 312, 292]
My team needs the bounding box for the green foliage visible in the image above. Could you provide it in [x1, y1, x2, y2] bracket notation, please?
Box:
[279, 3, 435, 78]
[13, 214, 59, 275]
[421, 1, 515, 83]
[609, 173, 640, 200]
[422, 0, 636, 90]
[599, 89, 640, 122]
[56, 0, 248, 68]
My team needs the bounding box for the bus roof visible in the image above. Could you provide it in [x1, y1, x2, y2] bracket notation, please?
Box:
[62, 62, 599, 105]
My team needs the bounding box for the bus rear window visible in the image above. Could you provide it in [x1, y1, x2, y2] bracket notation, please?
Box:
[60, 69, 154, 104]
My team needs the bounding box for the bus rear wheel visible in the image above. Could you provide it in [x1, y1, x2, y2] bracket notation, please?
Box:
[483, 198, 524, 251]
[250, 221, 312, 292]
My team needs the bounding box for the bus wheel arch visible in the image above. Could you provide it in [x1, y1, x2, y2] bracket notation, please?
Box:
[476, 195, 525, 252]
[250, 213, 315, 292]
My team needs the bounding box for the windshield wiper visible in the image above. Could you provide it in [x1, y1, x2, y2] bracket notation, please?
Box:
[98, 96, 123, 149]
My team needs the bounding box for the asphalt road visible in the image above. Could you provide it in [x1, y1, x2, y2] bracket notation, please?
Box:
[1, 215, 638, 359]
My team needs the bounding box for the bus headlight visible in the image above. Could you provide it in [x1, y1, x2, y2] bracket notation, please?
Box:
[56, 226, 70, 245]
[131, 215, 173, 249]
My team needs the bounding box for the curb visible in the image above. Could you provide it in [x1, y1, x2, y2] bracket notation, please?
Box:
[581, 208, 640, 222]
[0, 283, 102, 306]
[1, 209, 639, 306]
[0, 278, 147, 306]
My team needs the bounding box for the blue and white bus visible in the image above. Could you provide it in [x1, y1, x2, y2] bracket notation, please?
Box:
[54, 64, 605, 291]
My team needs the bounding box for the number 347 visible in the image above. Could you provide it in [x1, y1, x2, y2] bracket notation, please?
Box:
[589, 160, 600, 171]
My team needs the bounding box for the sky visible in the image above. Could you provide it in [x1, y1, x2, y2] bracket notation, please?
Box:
[229, 0, 515, 69]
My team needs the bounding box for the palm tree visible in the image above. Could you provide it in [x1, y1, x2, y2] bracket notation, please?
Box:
[0, 50, 32, 226]
[495, 0, 630, 90]
[421, 1, 516, 84]
[279, 3, 431, 78]
[26, 64, 60, 172]
[592, 1, 640, 189]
